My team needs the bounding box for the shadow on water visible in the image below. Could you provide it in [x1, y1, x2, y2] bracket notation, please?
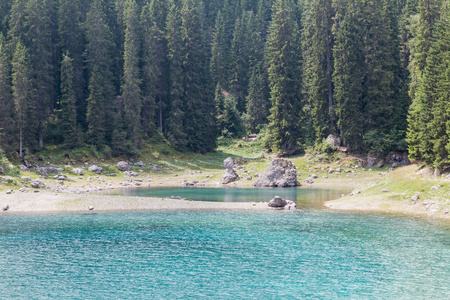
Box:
[105, 186, 351, 209]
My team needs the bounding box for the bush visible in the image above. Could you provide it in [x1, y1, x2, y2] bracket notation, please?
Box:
[315, 139, 334, 154]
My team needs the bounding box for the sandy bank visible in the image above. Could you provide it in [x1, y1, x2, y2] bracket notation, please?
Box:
[0, 190, 270, 213]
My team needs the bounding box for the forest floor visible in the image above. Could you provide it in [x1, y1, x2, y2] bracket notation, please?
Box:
[0, 139, 449, 222]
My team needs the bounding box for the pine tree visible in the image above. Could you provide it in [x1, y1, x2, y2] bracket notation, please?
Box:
[141, 0, 167, 135]
[11, 41, 32, 156]
[59, 53, 78, 149]
[180, 0, 216, 151]
[8, 0, 56, 149]
[361, 0, 403, 152]
[166, 0, 187, 148]
[302, 0, 335, 144]
[245, 61, 270, 133]
[428, 4, 450, 170]
[407, 0, 442, 160]
[121, 0, 142, 149]
[0, 0, 13, 35]
[407, 2, 450, 169]
[265, 0, 303, 151]
[229, 12, 251, 113]
[0, 33, 15, 152]
[85, 0, 116, 146]
[210, 10, 229, 89]
[58, 0, 87, 129]
[332, 0, 364, 150]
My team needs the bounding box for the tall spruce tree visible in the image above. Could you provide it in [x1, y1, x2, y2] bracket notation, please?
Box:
[59, 53, 78, 149]
[180, 0, 216, 151]
[361, 0, 403, 152]
[11, 41, 32, 156]
[121, 0, 142, 149]
[407, 0, 443, 160]
[245, 61, 270, 133]
[210, 10, 229, 90]
[302, 0, 335, 143]
[166, 0, 187, 148]
[229, 12, 251, 113]
[58, 0, 87, 129]
[427, 3, 450, 170]
[0, 33, 15, 152]
[332, 0, 364, 150]
[85, 0, 116, 146]
[265, 0, 303, 151]
[407, 1, 449, 168]
[141, 0, 167, 135]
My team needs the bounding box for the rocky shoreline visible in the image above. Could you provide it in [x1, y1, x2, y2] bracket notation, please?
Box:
[0, 156, 449, 222]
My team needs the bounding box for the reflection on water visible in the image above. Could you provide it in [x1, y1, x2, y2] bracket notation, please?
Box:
[107, 186, 351, 208]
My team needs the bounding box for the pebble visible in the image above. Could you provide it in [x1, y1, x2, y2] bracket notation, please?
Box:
[411, 194, 420, 201]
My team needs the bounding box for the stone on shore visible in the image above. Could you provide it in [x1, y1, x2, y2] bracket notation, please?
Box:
[72, 168, 85, 176]
[222, 168, 238, 184]
[2, 205, 9, 211]
[223, 157, 234, 169]
[116, 161, 131, 172]
[268, 196, 297, 210]
[88, 165, 103, 174]
[411, 194, 420, 201]
[254, 158, 300, 187]
[268, 196, 286, 207]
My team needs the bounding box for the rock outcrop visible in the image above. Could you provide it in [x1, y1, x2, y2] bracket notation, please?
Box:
[254, 158, 300, 187]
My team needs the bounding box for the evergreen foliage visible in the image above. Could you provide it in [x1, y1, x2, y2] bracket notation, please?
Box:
[0, 0, 447, 165]
[121, 0, 142, 149]
[59, 53, 79, 149]
[11, 41, 31, 156]
[265, 0, 303, 152]
[0, 33, 15, 153]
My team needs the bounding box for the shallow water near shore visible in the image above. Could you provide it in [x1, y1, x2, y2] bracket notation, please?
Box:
[108, 186, 350, 208]
[1, 209, 449, 299]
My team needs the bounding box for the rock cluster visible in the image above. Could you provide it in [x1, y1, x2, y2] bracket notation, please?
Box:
[254, 158, 300, 187]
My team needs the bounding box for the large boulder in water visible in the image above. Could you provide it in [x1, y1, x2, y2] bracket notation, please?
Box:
[268, 196, 287, 207]
[254, 158, 300, 187]
[268, 196, 297, 210]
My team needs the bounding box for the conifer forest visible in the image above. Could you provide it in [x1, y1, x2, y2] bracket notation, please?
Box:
[0, 0, 449, 170]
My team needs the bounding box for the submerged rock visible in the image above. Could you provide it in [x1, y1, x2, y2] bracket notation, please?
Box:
[254, 158, 300, 188]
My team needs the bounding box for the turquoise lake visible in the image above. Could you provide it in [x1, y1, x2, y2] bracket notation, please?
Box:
[107, 186, 350, 208]
[1, 188, 449, 299]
